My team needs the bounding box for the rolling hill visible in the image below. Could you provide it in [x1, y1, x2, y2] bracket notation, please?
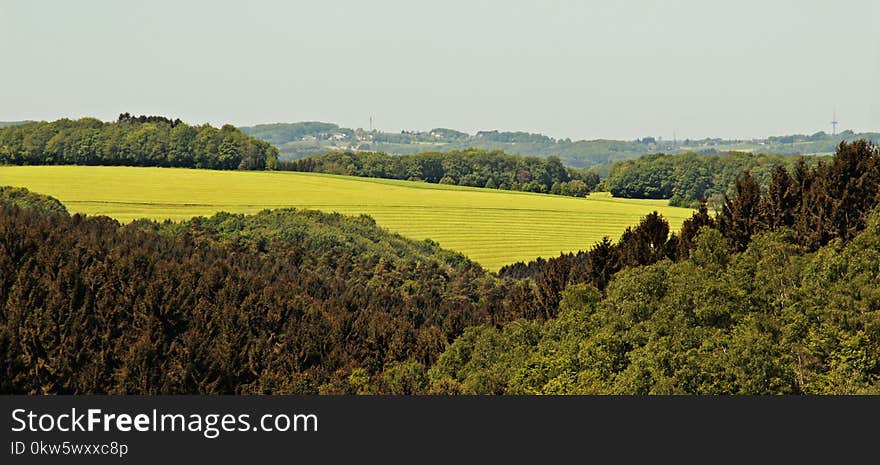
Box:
[239, 121, 880, 168]
[0, 165, 693, 270]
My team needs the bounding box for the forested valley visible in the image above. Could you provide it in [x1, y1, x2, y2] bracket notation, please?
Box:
[0, 187, 560, 394]
[2, 139, 879, 394]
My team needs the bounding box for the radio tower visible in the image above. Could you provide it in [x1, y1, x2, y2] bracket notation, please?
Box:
[830, 110, 839, 136]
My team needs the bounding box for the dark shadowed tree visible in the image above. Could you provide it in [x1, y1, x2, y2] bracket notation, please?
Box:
[676, 202, 715, 259]
[719, 170, 762, 252]
[585, 237, 620, 291]
[618, 211, 671, 267]
[760, 164, 796, 230]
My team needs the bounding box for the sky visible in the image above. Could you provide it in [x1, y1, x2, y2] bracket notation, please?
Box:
[1, 0, 878, 140]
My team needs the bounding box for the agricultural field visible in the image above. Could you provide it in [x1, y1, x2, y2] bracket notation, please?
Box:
[0, 166, 693, 270]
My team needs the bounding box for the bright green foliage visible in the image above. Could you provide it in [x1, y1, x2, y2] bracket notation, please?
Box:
[0, 116, 278, 170]
[428, 321, 542, 394]
[283, 150, 600, 198]
[604, 152, 823, 207]
[430, 215, 880, 394]
[0, 186, 67, 215]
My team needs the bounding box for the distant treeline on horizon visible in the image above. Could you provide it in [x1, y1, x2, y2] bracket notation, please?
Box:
[240, 120, 880, 168]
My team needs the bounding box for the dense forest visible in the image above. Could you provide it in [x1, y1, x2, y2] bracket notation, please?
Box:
[416, 140, 880, 394]
[426, 219, 880, 394]
[0, 187, 561, 394]
[602, 152, 824, 207]
[2, 141, 879, 394]
[0, 115, 278, 170]
[282, 150, 600, 196]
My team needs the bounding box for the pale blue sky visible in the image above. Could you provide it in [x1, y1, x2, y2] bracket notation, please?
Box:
[1, 0, 878, 140]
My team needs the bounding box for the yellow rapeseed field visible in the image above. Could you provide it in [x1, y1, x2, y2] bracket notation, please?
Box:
[0, 166, 694, 270]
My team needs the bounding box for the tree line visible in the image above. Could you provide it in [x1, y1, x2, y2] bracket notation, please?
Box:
[602, 151, 823, 207]
[501, 141, 879, 292]
[496, 141, 879, 373]
[281, 149, 600, 197]
[0, 115, 278, 170]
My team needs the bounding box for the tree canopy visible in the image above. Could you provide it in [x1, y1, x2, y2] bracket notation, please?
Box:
[603, 151, 823, 207]
[282, 149, 600, 197]
[0, 115, 278, 170]
[0, 189, 561, 394]
[3, 140, 880, 395]
[426, 219, 880, 394]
